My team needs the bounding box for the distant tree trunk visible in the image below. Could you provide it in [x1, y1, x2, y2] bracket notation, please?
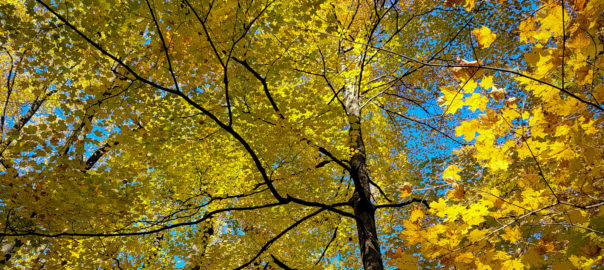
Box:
[0, 239, 22, 265]
[344, 88, 384, 270]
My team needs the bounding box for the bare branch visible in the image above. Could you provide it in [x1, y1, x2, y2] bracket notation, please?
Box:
[144, 0, 181, 92]
[234, 209, 325, 270]
[315, 226, 338, 265]
[232, 57, 282, 116]
[0, 203, 285, 238]
[375, 198, 430, 209]
[271, 254, 297, 270]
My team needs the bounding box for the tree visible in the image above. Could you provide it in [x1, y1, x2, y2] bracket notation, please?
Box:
[0, 0, 602, 268]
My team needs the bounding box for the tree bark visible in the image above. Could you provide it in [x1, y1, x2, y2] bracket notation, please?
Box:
[345, 90, 384, 270]
[0, 239, 22, 265]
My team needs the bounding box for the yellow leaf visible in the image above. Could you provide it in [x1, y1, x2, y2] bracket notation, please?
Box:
[438, 85, 464, 114]
[484, 146, 510, 171]
[390, 250, 419, 270]
[464, 203, 488, 226]
[455, 252, 475, 264]
[501, 226, 522, 243]
[480, 109, 501, 124]
[468, 228, 488, 242]
[472, 26, 497, 48]
[465, 93, 489, 112]
[480, 76, 494, 89]
[476, 261, 493, 270]
[555, 125, 570, 137]
[494, 250, 511, 261]
[442, 165, 462, 182]
[501, 107, 520, 121]
[462, 79, 479, 93]
[555, 257, 577, 270]
[518, 17, 538, 43]
[539, 4, 568, 37]
[444, 0, 475, 11]
[443, 204, 465, 222]
[574, 65, 593, 85]
[463, 0, 475, 11]
[534, 53, 554, 77]
[593, 84, 604, 102]
[455, 119, 480, 141]
[401, 219, 423, 245]
[409, 207, 425, 222]
[430, 198, 448, 218]
[579, 116, 597, 135]
[523, 247, 545, 267]
[502, 259, 525, 270]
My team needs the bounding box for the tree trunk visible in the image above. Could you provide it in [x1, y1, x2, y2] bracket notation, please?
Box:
[0, 239, 22, 265]
[344, 90, 384, 270]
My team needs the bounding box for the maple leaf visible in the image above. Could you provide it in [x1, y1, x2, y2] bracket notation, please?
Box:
[409, 207, 425, 222]
[472, 26, 497, 48]
[450, 57, 484, 80]
[464, 92, 489, 111]
[502, 259, 525, 270]
[399, 182, 414, 198]
[438, 85, 464, 114]
[430, 198, 448, 218]
[463, 203, 488, 226]
[442, 165, 462, 182]
[480, 76, 494, 89]
[501, 226, 522, 243]
[489, 86, 507, 101]
[446, 183, 465, 201]
[468, 228, 488, 242]
[390, 250, 419, 270]
[455, 119, 480, 141]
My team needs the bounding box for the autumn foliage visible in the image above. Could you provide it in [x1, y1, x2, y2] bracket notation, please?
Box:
[0, 0, 602, 269]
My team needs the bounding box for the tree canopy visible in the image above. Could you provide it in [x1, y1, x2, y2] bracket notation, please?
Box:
[0, 0, 602, 269]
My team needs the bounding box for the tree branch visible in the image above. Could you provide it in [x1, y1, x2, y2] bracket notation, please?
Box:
[271, 254, 297, 270]
[375, 198, 430, 209]
[232, 57, 282, 116]
[144, 0, 181, 92]
[85, 141, 119, 170]
[234, 209, 325, 270]
[0, 202, 285, 238]
[315, 226, 338, 265]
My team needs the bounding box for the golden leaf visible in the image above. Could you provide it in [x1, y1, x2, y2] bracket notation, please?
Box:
[472, 26, 497, 48]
